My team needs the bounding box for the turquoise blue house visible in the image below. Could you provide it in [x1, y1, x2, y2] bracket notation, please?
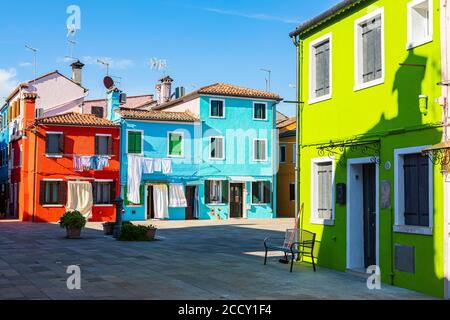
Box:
[0, 102, 9, 214]
[111, 80, 281, 221]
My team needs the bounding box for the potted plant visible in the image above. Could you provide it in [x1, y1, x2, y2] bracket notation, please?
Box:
[118, 223, 158, 241]
[102, 222, 116, 235]
[59, 210, 87, 239]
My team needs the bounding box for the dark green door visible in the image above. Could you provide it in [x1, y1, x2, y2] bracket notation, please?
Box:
[363, 164, 376, 268]
[230, 184, 243, 218]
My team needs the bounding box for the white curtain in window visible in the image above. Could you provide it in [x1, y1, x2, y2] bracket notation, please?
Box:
[169, 184, 187, 208]
[153, 185, 169, 219]
[66, 181, 93, 218]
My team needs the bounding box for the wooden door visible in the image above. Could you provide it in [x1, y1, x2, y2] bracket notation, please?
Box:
[185, 186, 196, 220]
[230, 183, 243, 218]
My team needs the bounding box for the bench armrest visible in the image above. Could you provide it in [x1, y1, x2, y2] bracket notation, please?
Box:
[264, 237, 286, 248]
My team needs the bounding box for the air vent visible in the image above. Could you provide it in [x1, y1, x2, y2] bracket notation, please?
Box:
[395, 244, 415, 274]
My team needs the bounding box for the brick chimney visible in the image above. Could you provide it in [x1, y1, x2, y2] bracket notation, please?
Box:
[23, 92, 38, 127]
[71, 60, 85, 86]
[157, 76, 173, 104]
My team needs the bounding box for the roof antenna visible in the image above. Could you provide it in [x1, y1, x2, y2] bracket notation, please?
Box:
[260, 68, 272, 92]
[97, 58, 110, 76]
[25, 44, 38, 87]
[65, 39, 78, 62]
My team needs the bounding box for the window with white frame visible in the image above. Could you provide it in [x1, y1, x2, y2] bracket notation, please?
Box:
[210, 137, 224, 160]
[309, 33, 332, 102]
[251, 181, 271, 205]
[253, 139, 267, 161]
[311, 159, 334, 224]
[394, 147, 433, 233]
[355, 8, 384, 89]
[253, 102, 267, 120]
[210, 99, 225, 118]
[407, 0, 433, 49]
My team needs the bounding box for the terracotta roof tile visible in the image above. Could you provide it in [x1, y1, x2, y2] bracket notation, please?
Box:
[116, 108, 199, 122]
[36, 112, 118, 127]
[197, 83, 281, 100]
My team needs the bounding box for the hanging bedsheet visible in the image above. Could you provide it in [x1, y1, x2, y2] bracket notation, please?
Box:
[66, 181, 93, 218]
[127, 155, 143, 204]
[153, 184, 169, 219]
[169, 184, 187, 208]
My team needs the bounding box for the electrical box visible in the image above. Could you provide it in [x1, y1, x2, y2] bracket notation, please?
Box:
[336, 183, 346, 205]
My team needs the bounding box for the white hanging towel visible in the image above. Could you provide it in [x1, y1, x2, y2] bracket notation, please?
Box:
[66, 181, 93, 218]
[127, 155, 143, 204]
[162, 159, 172, 174]
[153, 185, 169, 219]
[143, 158, 154, 174]
[169, 184, 187, 208]
[153, 159, 162, 172]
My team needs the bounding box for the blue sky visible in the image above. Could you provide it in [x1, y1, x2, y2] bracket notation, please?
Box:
[0, 0, 340, 116]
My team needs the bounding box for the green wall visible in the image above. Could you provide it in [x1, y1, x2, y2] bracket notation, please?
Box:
[296, 0, 445, 297]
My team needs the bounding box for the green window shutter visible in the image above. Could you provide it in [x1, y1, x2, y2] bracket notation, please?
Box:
[169, 133, 182, 156]
[139, 185, 145, 205]
[221, 181, 229, 204]
[135, 132, 142, 154]
[127, 132, 136, 153]
[205, 181, 211, 204]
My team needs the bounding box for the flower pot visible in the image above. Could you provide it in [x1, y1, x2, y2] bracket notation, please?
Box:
[103, 224, 115, 236]
[66, 228, 82, 239]
[146, 228, 157, 240]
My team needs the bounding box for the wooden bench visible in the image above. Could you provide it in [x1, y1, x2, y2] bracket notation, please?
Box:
[264, 229, 317, 272]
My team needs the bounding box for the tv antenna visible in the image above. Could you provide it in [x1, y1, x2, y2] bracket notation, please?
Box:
[97, 58, 110, 76]
[260, 68, 272, 92]
[65, 39, 77, 62]
[25, 44, 38, 86]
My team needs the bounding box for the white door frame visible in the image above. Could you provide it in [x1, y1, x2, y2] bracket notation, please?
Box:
[228, 181, 247, 219]
[346, 157, 380, 270]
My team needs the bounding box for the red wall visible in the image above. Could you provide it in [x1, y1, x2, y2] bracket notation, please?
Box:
[20, 123, 121, 223]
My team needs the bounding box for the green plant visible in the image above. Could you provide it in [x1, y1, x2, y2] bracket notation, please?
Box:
[103, 222, 116, 227]
[59, 211, 87, 229]
[118, 223, 156, 241]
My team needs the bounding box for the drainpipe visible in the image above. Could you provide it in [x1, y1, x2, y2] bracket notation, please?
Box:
[31, 127, 38, 222]
[292, 35, 303, 230]
[441, 0, 450, 299]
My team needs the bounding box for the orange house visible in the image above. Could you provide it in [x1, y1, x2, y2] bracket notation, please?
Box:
[13, 93, 120, 222]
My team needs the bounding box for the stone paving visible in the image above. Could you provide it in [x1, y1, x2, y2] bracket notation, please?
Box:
[0, 218, 432, 300]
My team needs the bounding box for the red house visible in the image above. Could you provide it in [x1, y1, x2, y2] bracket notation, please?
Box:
[13, 93, 120, 222]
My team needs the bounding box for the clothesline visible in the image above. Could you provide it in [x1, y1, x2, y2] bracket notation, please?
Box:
[43, 154, 117, 158]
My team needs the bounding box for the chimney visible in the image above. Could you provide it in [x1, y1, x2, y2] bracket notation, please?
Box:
[23, 92, 38, 127]
[71, 60, 85, 86]
[159, 76, 173, 104]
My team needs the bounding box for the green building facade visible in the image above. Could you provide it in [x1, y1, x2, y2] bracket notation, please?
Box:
[290, 0, 445, 297]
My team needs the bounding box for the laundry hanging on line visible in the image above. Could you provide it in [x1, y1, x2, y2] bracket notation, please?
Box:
[142, 158, 172, 174]
[73, 155, 110, 172]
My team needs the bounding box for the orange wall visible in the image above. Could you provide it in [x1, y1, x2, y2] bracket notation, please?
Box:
[277, 135, 296, 217]
[18, 122, 121, 223]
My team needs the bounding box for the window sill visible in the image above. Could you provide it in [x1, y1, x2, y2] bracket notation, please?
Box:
[94, 204, 114, 207]
[207, 203, 227, 206]
[253, 118, 269, 121]
[407, 38, 433, 50]
[353, 78, 384, 92]
[46, 154, 63, 158]
[209, 158, 225, 161]
[393, 225, 432, 236]
[42, 205, 64, 208]
[308, 94, 332, 105]
[310, 219, 334, 226]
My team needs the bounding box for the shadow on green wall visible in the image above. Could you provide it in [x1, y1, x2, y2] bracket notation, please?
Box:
[308, 49, 444, 297]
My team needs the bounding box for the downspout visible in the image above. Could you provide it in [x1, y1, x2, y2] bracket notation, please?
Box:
[292, 35, 303, 230]
[31, 127, 38, 222]
[271, 100, 279, 217]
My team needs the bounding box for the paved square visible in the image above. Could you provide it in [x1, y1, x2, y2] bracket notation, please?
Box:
[0, 219, 431, 300]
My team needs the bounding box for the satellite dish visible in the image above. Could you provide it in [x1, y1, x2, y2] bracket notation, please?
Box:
[103, 76, 115, 90]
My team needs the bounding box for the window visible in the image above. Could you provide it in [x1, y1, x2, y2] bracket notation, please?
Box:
[407, 0, 432, 49]
[309, 34, 332, 103]
[210, 99, 225, 118]
[127, 131, 142, 154]
[93, 181, 115, 205]
[355, 8, 384, 90]
[251, 181, 271, 205]
[205, 180, 229, 204]
[279, 145, 286, 164]
[290, 183, 296, 201]
[394, 147, 433, 234]
[168, 132, 184, 157]
[45, 133, 64, 156]
[39, 180, 66, 205]
[311, 159, 334, 224]
[210, 137, 224, 160]
[91, 106, 104, 118]
[293, 144, 297, 164]
[253, 139, 268, 162]
[95, 135, 112, 156]
[254, 102, 267, 120]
